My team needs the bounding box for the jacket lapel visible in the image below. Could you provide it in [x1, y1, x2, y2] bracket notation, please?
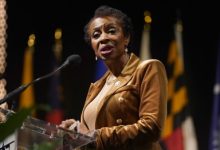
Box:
[95, 53, 141, 121]
[84, 74, 108, 107]
[81, 53, 141, 128]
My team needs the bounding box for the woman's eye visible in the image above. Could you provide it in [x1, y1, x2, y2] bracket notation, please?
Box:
[92, 32, 100, 39]
[108, 28, 116, 34]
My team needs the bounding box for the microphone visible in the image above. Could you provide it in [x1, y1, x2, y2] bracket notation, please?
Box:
[0, 54, 81, 105]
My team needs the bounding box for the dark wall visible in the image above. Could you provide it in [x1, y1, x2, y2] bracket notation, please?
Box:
[4, 1, 220, 149]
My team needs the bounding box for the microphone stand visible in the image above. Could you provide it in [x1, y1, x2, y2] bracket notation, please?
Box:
[0, 56, 71, 105]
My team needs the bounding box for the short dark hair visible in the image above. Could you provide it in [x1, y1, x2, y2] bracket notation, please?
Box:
[84, 5, 134, 47]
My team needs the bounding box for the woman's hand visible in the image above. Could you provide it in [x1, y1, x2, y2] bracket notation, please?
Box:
[59, 119, 90, 135]
[59, 119, 76, 129]
[0, 103, 8, 110]
[0, 112, 6, 123]
[0, 103, 8, 123]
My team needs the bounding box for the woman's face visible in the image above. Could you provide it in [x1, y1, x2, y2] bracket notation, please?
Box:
[88, 16, 129, 60]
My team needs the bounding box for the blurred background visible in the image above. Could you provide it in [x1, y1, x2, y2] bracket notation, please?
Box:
[1, 0, 220, 150]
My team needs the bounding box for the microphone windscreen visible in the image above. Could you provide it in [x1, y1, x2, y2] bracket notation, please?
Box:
[66, 54, 81, 65]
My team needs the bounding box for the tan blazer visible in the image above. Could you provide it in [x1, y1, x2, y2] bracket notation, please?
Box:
[81, 53, 168, 150]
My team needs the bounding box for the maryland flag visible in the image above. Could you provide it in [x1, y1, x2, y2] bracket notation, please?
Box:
[160, 21, 198, 150]
[45, 28, 64, 124]
[19, 34, 35, 109]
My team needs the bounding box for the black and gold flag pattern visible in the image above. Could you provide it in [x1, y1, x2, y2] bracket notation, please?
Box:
[160, 21, 198, 150]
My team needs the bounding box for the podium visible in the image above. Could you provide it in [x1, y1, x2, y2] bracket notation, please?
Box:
[0, 108, 96, 150]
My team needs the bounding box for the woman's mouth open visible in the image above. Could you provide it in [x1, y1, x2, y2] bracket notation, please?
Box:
[100, 45, 114, 56]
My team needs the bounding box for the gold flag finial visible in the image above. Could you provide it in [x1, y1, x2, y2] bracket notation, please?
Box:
[54, 28, 62, 40]
[53, 28, 63, 61]
[144, 11, 152, 24]
[143, 11, 151, 30]
[27, 34, 36, 47]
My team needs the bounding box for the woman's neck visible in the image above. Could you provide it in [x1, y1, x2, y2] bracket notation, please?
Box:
[106, 53, 130, 76]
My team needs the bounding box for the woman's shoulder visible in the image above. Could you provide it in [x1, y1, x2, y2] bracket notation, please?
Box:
[138, 59, 165, 69]
[136, 59, 167, 80]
